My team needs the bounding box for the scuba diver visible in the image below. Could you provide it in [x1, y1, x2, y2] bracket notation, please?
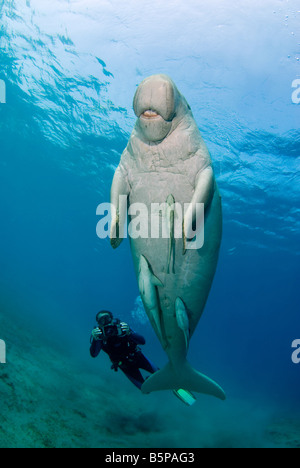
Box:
[90, 310, 158, 389]
[90, 310, 196, 406]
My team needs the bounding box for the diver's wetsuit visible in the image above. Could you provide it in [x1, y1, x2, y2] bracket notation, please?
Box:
[90, 327, 158, 389]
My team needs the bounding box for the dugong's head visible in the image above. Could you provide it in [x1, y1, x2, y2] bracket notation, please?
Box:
[133, 74, 186, 143]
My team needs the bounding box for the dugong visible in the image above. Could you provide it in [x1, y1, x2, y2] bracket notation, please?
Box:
[110, 74, 225, 400]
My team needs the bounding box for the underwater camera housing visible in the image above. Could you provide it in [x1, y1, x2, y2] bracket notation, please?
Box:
[102, 321, 123, 339]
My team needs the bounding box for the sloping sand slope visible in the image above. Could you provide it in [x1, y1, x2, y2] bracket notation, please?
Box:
[0, 309, 299, 448]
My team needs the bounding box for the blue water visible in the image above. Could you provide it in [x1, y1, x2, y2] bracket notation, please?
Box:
[0, 0, 299, 448]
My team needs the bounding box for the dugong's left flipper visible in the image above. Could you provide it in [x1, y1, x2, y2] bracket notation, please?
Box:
[183, 166, 214, 254]
[110, 165, 130, 249]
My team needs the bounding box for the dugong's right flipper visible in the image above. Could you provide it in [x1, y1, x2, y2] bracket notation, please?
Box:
[110, 165, 130, 249]
[183, 166, 214, 254]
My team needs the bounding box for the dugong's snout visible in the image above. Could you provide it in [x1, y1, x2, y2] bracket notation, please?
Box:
[133, 74, 177, 121]
[133, 74, 179, 142]
[141, 110, 159, 119]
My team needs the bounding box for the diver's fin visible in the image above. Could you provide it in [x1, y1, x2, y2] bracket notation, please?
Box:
[141, 361, 226, 401]
[175, 297, 190, 350]
[172, 389, 196, 407]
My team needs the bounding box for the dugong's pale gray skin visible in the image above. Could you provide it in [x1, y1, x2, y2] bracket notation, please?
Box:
[110, 74, 225, 400]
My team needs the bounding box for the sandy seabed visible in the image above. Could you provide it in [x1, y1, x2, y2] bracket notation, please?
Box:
[0, 309, 299, 449]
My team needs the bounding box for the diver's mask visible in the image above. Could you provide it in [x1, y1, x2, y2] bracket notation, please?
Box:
[96, 311, 113, 327]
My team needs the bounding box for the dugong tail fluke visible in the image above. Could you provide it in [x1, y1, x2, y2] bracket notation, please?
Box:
[141, 361, 226, 401]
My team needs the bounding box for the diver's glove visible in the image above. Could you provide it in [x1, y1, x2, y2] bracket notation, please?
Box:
[120, 322, 130, 336]
[92, 327, 103, 341]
